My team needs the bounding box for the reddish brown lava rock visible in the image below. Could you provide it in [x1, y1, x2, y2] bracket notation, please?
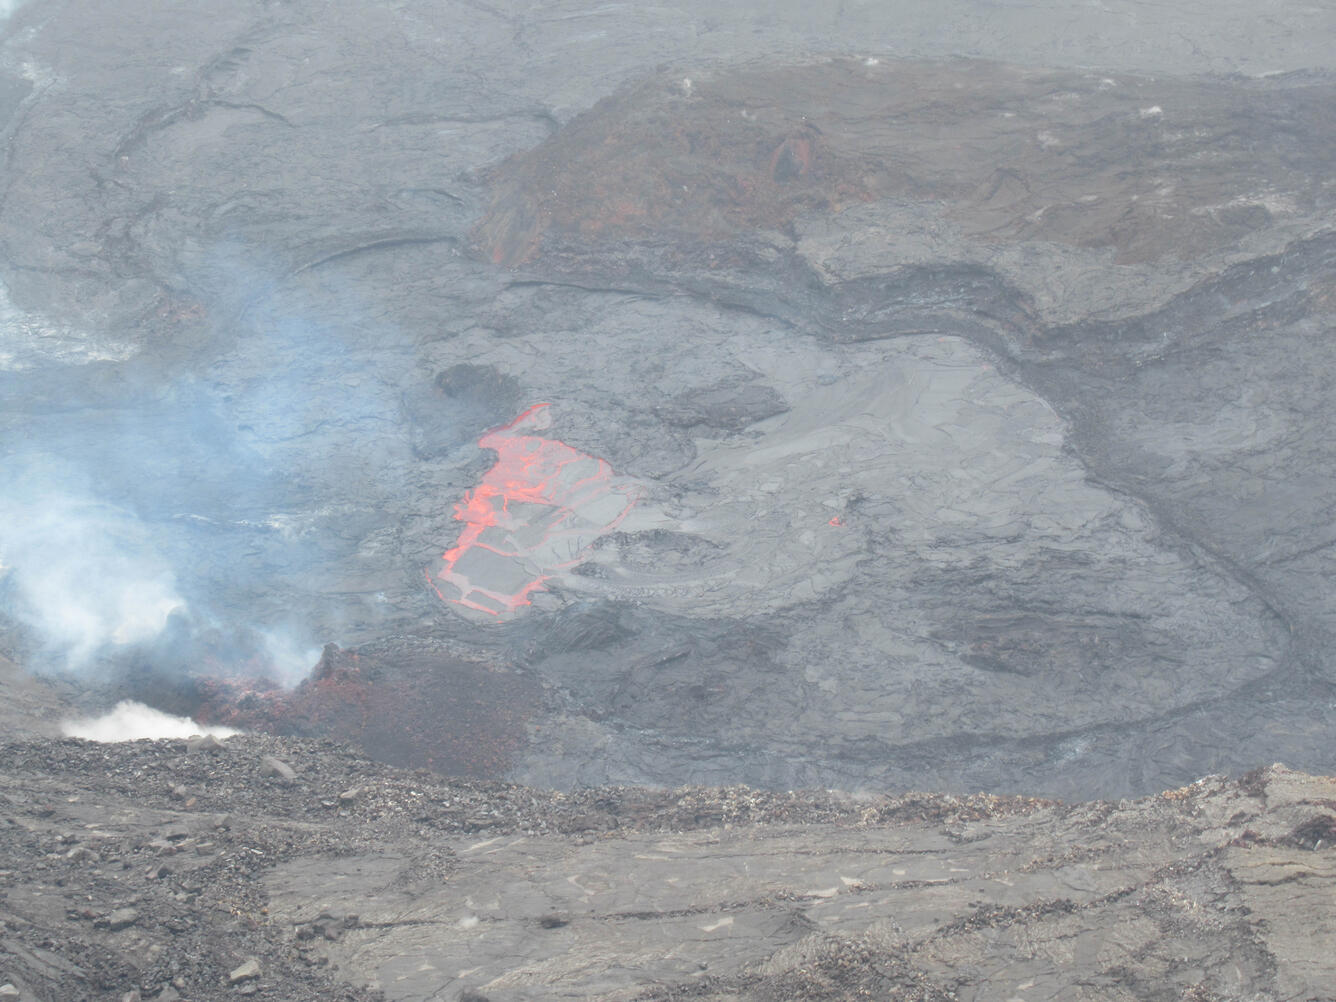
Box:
[471, 66, 882, 268]
[194, 644, 541, 778]
[473, 58, 1332, 271]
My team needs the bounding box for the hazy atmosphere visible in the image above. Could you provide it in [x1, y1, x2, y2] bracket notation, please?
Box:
[1, 1, 1335, 999]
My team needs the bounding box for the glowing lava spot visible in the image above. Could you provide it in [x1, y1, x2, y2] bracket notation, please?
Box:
[427, 404, 641, 617]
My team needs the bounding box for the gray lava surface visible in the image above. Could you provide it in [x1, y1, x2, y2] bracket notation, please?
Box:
[3, 1, 1336, 801]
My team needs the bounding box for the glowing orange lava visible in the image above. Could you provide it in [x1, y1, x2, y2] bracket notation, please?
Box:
[427, 404, 642, 617]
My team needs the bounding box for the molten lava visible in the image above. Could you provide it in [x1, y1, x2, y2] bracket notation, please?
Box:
[428, 404, 641, 616]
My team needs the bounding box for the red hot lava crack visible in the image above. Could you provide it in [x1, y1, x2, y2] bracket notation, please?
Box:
[427, 403, 642, 617]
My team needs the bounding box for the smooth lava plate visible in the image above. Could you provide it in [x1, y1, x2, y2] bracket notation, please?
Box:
[427, 404, 642, 618]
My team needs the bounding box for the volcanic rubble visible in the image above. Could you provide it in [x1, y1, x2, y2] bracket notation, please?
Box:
[1, 732, 1334, 1001]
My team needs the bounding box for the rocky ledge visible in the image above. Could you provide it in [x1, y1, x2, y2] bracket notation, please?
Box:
[1, 736, 1332, 1001]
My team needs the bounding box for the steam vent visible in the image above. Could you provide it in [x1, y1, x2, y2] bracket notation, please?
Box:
[2, 0, 1336, 999]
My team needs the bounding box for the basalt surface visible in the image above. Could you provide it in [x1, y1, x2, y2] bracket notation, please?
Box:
[1, 0, 1336, 802]
[1, 739, 1333, 1002]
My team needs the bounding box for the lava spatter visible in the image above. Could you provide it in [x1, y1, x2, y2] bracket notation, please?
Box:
[428, 404, 641, 617]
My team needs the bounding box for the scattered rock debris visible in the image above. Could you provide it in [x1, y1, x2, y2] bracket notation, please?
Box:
[0, 735, 1332, 1000]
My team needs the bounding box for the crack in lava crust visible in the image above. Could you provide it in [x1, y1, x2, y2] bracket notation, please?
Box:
[427, 403, 642, 617]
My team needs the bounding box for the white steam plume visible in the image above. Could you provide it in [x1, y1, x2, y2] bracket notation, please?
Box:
[258, 629, 323, 687]
[62, 700, 239, 742]
[0, 480, 184, 670]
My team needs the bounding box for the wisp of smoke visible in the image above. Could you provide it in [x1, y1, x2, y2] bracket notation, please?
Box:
[0, 464, 185, 671]
[61, 700, 240, 742]
[0, 239, 376, 692]
[257, 629, 324, 688]
[0, 278, 137, 370]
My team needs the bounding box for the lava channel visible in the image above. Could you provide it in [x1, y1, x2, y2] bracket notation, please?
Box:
[427, 403, 642, 617]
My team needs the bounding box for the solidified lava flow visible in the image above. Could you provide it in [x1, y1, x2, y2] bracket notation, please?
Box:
[428, 404, 642, 617]
[193, 645, 540, 776]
